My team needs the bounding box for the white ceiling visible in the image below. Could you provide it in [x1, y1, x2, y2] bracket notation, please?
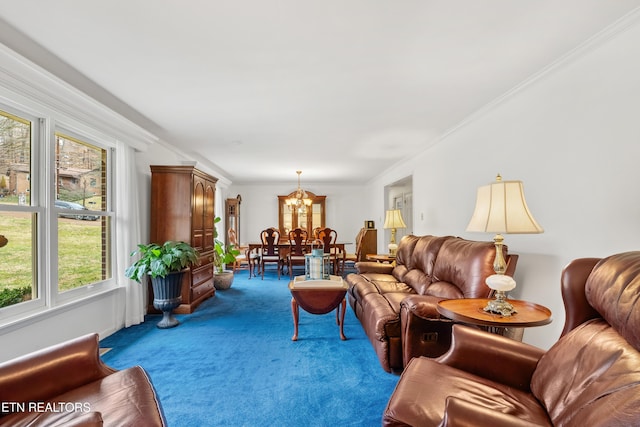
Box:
[0, 1, 639, 184]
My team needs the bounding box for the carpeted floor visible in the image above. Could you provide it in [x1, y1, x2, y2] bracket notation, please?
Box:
[100, 269, 400, 426]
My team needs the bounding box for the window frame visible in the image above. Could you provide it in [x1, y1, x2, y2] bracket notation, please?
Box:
[0, 103, 118, 321]
[0, 106, 45, 321]
[52, 126, 116, 305]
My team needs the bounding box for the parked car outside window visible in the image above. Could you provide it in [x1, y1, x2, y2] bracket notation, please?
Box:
[55, 200, 99, 221]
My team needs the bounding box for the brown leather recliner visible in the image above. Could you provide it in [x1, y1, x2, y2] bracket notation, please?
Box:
[0, 333, 166, 426]
[382, 252, 640, 426]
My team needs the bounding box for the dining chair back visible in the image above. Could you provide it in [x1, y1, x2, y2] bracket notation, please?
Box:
[312, 227, 322, 239]
[227, 228, 246, 272]
[259, 227, 282, 280]
[315, 227, 339, 274]
[229, 228, 259, 277]
[287, 228, 309, 278]
[342, 227, 367, 273]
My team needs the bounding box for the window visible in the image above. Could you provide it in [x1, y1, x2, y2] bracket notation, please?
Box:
[0, 110, 36, 309]
[55, 133, 112, 294]
[0, 106, 114, 313]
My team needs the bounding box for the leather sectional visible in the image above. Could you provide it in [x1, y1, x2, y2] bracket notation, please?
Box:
[346, 234, 517, 372]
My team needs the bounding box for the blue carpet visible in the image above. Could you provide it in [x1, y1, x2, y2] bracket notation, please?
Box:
[100, 270, 399, 426]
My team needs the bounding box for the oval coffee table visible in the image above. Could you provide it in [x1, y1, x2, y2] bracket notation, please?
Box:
[289, 275, 348, 341]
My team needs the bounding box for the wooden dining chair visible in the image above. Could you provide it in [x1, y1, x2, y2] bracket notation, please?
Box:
[286, 228, 309, 278]
[259, 227, 283, 280]
[341, 227, 366, 273]
[228, 228, 259, 277]
[312, 227, 322, 239]
[315, 227, 339, 275]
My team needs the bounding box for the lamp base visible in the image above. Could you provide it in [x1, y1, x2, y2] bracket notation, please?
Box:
[388, 243, 398, 257]
[483, 290, 517, 317]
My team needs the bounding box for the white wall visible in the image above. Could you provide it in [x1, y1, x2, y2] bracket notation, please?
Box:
[0, 290, 123, 361]
[367, 14, 640, 349]
[227, 182, 369, 247]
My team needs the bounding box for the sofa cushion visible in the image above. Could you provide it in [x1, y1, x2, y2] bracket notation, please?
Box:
[531, 318, 640, 426]
[585, 251, 640, 350]
[347, 273, 382, 302]
[360, 293, 402, 341]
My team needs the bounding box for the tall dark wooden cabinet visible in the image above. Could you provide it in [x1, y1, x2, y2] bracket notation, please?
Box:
[149, 165, 218, 314]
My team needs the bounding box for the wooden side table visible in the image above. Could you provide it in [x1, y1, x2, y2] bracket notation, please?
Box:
[437, 298, 552, 336]
[365, 254, 396, 263]
[289, 275, 348, 341]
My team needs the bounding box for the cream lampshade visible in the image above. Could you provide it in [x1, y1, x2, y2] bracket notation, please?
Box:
[383, 209, 407, 256]
[466, 174, 543, 316]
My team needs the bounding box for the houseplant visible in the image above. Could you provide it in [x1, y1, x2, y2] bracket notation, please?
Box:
[213, 216, 240, 290]
[125, 240, 200, 328]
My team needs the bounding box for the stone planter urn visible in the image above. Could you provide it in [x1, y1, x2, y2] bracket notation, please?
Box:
[213, 270, 235, 290]
[151, 271, 183, 328]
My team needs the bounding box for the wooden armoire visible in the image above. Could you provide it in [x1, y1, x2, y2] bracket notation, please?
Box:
[149, 165, 217, 314]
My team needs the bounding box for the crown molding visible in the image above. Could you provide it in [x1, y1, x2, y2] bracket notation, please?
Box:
[0, 43, 158, 150]
[413, 6, 640, 157]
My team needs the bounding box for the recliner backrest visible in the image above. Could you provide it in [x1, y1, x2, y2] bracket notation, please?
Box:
[428, 238, 497, 299]
[392, 235, 420, 283]
[586, 251, 640, 350]
[530, 252, 640, 426]
[397, 235, 452, 294]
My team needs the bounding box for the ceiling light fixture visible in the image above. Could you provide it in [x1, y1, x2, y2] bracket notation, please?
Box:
[286, 170, 313, 212]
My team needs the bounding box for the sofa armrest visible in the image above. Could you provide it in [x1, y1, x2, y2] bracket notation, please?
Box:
[355, 261, 394, 274]
[0, 333, 116, 407]
[439, 397, 543, 427]
[436, 325, 544, 392]
[401, 294, 446, 319]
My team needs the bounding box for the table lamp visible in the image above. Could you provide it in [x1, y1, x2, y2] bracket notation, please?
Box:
[466, 174, 543, 316]
[383, 209, 406, 256]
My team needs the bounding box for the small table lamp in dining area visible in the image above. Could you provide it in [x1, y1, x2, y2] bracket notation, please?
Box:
[384, 209, 407, 256]
[466, 174, 543, 316]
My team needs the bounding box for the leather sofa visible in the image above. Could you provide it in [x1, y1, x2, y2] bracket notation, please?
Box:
[0, 333, 166, 426]
[382, 251, 640, 426]
[346, 235, 517, 372]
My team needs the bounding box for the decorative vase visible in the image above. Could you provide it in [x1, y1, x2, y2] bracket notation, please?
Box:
[213, 270, 234, 290]
[151, 271, 183, 328]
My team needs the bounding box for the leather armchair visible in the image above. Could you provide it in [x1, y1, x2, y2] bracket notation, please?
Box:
[0, 333, 166, 426]
[383, 252, 640, 426]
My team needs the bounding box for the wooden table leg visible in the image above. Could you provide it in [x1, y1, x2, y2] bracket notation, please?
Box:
[291, 297, 299, 341]
[338, 298, 346, 340]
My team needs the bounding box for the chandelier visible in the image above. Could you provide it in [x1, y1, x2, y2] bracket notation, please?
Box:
[286, 170, 313, 212]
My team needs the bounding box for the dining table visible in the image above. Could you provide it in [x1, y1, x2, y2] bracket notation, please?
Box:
[245, 241, 350, 278]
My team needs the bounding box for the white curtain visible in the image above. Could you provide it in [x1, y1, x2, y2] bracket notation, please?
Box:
[115, 142, 145, 327]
